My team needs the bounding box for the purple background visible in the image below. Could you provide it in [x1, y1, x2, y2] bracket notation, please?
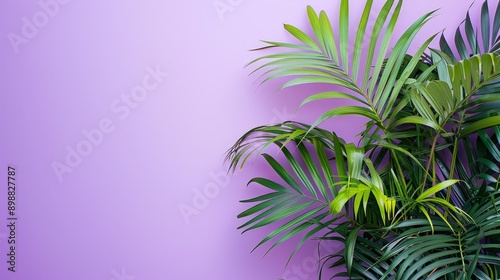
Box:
[0, 0, 479, 279]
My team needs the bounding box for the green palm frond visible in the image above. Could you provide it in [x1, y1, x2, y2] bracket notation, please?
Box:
[228, 0, 500, 278]
[396, 53, 500, 138]
[226, 121, 334, 172]
[248, 0, 436, 133]
[329, 190, 500, 280]
[440, 0, 500, 60]
[330, 155, 397, 225]
[235, 138, 339, 261]
[376, 192, 500, 280]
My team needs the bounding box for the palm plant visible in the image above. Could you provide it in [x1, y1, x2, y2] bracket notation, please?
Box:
[226, 0, 500, 279]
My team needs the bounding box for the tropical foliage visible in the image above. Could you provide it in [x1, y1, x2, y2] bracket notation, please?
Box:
[226, 0, 500, 279]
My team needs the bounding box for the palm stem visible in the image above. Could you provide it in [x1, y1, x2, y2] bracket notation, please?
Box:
[445, 117, 464, 203]
[422, 133, 439, 193]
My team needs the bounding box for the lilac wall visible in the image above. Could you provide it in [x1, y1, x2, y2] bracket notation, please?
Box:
[0, 0, 477, 279]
